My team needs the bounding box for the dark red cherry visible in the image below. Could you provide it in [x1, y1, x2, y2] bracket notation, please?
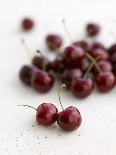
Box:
[62, 69, 82, 88]
[46, 34, 63, 51]
[73, 40, 91, 52]
[86, 23, 100, 37]
[57, 106, 82, 132]
[19, 65, 33, 86]
[63, 46, 85, 69]
[93, 60, 113, 75]
[96, 72, 115, 92]
[50, 56, 65, 73]
[91, 42, 104, 50]
[22, 18, 34, 31]
[90, 48, 109, 61]
[32, 55, 50, 71]
[31, 70, 54, 93]
[71, 78, 94, 98]
[36, 103, 58, 126]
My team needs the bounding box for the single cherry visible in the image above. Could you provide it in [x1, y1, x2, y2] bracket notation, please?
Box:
[90, 48, 109, 61]
[36, 103, 58, 126]
[96, 72, 115, 92]
[63, 45, 85, 69]
[86, 23, 100, 37]
[46, 34, 63, 51]
[19, 65, 33, 86]
[91, 42, 105, 50]
[19, 103, 58, 126]
[57, 106, 82, 132]
[50, 55, 65, 73]
[93, 60, 113, 75]
[31, 70, 54, 93]
[62, 69, 82, 88]
[73, 40, 91, 52]
[71, 58, 98, 98]
[22, 18, 34, 31]
[78, 57, 90, 73]
[32, 50, 50, 71]
[57, 84, 82, 132]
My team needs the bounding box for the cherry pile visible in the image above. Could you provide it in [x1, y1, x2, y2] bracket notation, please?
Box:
[19, 20, 116, 98]
[19, 84, 82, 132]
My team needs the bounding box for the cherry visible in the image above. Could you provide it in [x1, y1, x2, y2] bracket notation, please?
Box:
[22, 18, 34, 31]
[71, 58, 98, 98]
[73, 40, 91, 52]
[57, 84, 82, 132]
[91, 42, 105, 50]
[19, 65, 33, 86]
[86, 23, 100, 37]
[31, 70, 54, 93]
[93, 60, 113, 75]
[71, 78, 94, 98]
[96, 72, 115, 92]
[57, 106, 82, 132]
[50, 55, 65, 73]
[62, 69, 82, 88]
[90, 48, 109, 61]
[63, 46, 85, 69]
[36, 103, 58, 126]
[32, 50, 50, 71]
[19, 103, 58, 126]
[46, 34, 63, 51]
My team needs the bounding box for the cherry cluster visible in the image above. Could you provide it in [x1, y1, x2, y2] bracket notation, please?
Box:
[20, 19, 116, 99]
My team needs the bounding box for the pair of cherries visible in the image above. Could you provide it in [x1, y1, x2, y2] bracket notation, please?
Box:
[19, 85, 82, 132]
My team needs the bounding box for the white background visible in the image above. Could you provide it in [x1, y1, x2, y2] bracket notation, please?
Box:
[0, 0, 116, 154]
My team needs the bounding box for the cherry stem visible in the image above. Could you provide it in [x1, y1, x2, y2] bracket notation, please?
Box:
[58, 84, 66, 111]
[18, 105, 37, 111]
[86, 53, 102, 73]
[62, 19, 73, 43]
[21, 39, 32, 59]
[83, 57, 99, 79]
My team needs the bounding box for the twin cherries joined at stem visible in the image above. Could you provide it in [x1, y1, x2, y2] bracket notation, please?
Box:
[19, 84, 82, 132]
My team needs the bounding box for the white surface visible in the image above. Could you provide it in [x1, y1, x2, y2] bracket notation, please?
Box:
[0, 0, 116, 154]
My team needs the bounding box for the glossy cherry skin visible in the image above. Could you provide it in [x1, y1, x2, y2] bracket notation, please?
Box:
[32, 56, 50, 71]
[36, 103, 58, 126]
[90, 48, 109, 61]
[86, 23, 100, 37]
[93, 60, 113, 75]
[19, 65, 33, 86]
[57, 106, 82, 132]
[71, 78, 94, 98]
[96, 72, 115, 92]
[63, 46, 85, 69]
[62, 69, 82, 88]
[46, 34, 63, 51]
[31, 70, 54, 93]
[22, 18, 34, 31]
